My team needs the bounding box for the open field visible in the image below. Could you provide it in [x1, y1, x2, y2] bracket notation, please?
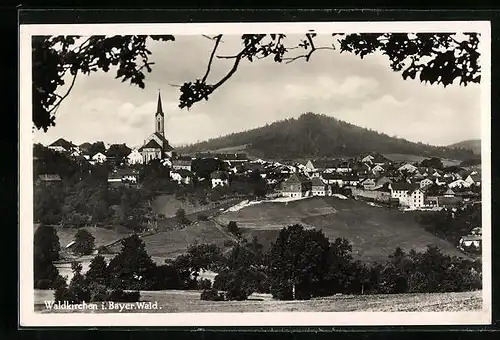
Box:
[141, 220, 236, 259]
[34, 289, 482, 313]
[213, 196, 466, 263]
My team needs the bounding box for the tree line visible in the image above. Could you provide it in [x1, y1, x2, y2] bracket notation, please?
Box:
[35, 223, 482, 304]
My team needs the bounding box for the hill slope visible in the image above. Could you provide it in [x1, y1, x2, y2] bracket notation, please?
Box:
[448, 139, 481, 155]
[177, 113, 476, 160]
[215, 197, 466, 262]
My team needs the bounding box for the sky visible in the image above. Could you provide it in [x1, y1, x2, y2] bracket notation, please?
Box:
[33, 34, 482, 148]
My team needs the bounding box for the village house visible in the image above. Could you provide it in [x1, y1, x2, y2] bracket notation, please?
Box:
[397, 163, 418, 173]
[389, 182, 418, 206]
[361, 154, 375, 163]
[107, 169, 138, 187]
[78, 142, 92, 154]
[419, 178, 434, 188]
[409, 187, 426, 209]
[459, 235, 482, 250]
[336, 161, 352, 173]
[465, 173, 481, 187]
[444, 188, 456, 197]
[36, 174, 62, 187]
[361, 178, 377, 190]
[376, 176, 393, 187]
[210, 170, 230, 188]
[216, 153, 249, 164]
[305, 159, 339, 173]
[91, 152, 107, 164]
[170, 169, 194, 185]
[48, 138, 76, 153]
[171, 157, 193, 171]
[371, 164, 385, 175]
[321, 173, 344, 187]
[342, 175, 360, 187]
[280, 174, 312, 198]
[448, 179, 471, 189]
[127, 149, 144, 165]
[311, 177, 329, 196]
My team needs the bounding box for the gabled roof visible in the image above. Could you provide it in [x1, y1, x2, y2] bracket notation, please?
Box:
[211, 170, 229, 180]
[311, 177, 325, 187]
[153, 132, 174, 151]
[139, 139, 162, 151]
[444, 188, 456, 195]
[470, 173, 481, 182]
[49, 138, 75, 149]
[285, 173, 310, 183]
[311, 159, 340, 169]
[321, 173, 343, 180]
[391, 182, 417, 191]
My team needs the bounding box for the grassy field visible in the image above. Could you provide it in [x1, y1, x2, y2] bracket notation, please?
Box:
[34, 289, 482, 313]
[214, 197, 466, 263]
[141, 220, 236, 259]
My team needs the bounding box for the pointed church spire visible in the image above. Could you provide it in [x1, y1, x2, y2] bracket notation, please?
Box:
[156, 89, 164, 117]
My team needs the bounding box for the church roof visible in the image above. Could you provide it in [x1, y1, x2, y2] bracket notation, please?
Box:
[139, 139, 162, 151]
[156, 91, 164, 117]
[153, 132, 174, 151]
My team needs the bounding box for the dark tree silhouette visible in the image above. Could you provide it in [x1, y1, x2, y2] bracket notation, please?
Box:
[33, 33, 480, 131]
[73, 229, 95, 255]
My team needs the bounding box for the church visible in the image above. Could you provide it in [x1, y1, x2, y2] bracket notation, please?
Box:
[138, 91, 175, 163]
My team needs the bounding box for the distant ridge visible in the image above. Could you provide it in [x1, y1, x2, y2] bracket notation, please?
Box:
[177, 113, 477, 161]
[447, 139, 481, 155]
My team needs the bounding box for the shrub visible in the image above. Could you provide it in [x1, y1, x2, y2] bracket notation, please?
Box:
[107, 289, 141, 302]
[200, 289, 225, 301]
[198, 278, 212, 290]
[89, 284, 109, 302]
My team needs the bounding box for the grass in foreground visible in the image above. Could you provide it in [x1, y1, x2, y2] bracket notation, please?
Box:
[35, 290, 482, 313]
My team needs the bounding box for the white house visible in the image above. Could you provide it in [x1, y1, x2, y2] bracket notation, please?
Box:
[389, 182, 417, 206]
[419, 178, 434, 188]
[371, 164, 385, 175]
[92, 152, 107, 164]
[459, 235, 481, 249]
[465, 173, 481, 186]
[444, 188, 456, 197]
[449, 179, 471, 189]
[361, 178, 377, 190]
[311, 177, 328, 196]
[127, 149, 144, 165]
[361, 155, 375, 163]
[210, 171, 230, 188]
[170, 170, 193, 185]
[172, 158, 193, 172]
[398, 163, 418, 173]
[409, 188, 425, 209]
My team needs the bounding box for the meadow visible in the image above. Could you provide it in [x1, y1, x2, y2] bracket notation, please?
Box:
[34, 289, 482, 313]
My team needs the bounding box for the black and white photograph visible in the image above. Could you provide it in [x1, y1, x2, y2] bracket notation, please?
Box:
[19, 21, 491, 326]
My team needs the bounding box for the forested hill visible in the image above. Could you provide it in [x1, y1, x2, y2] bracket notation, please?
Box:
[178, 113, 476, 161]
[447, 139, 481, 155]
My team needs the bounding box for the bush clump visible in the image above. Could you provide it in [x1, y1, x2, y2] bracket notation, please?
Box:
[200, 289, 225, 301]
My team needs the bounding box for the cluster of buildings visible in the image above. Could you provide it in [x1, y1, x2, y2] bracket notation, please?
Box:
[278, 154, 481, 211]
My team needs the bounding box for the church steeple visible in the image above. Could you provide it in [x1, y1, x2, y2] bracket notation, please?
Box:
[156, 90, 164, 117]
[155, 90, 165, 136]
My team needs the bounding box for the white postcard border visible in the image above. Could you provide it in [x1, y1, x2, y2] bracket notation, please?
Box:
[19, 20, 492, 327]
